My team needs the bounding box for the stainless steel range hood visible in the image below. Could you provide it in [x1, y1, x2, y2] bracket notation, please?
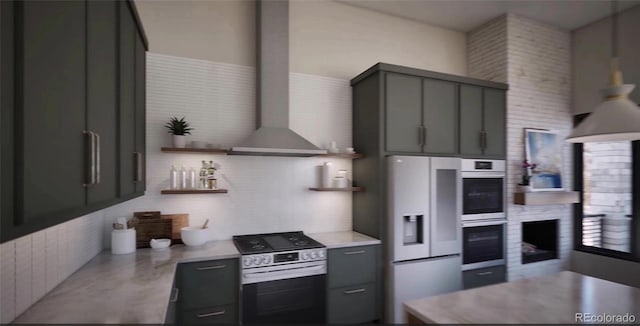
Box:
[231, 0, 327, 156]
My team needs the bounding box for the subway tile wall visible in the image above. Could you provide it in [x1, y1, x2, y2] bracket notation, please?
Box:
[103, 53, 354, 244]
[468, 14, 574, 280]
[0, 211, 104, 323]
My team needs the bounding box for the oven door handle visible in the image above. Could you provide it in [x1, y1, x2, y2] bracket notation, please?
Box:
[462, 219, 507, 227]
[242, 264, 325, 284]
[461, 172, 505, 178]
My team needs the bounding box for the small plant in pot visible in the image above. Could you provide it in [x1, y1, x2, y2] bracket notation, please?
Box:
[518, 160, 537, 192]
[165, 116, 193, 148]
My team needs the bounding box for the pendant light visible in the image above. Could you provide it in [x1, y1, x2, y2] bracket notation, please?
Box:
[566, 0, 640, 143]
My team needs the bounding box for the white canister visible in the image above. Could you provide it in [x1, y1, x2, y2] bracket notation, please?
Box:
[322, 162, 332, 188]
[111, 229, 136, 255]
[334, 176, 348, 188]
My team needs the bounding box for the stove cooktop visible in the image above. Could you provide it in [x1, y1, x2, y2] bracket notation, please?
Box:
[232, 231, 324, 254]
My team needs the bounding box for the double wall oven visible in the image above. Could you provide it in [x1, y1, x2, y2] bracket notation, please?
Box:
[461, 159, 506, 271]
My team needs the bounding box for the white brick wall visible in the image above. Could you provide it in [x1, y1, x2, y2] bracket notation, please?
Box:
[468, 14, 573, 281]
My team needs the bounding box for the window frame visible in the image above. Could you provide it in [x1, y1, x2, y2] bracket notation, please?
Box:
[572, 113, 640, 262]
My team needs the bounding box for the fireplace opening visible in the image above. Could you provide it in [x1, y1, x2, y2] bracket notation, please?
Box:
[522, 219, 558, 264]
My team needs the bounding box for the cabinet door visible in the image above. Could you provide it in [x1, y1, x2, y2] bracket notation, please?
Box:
[119, 2, 136, 197]
[19, 1, 86, 224]
[134, 28, 146, 192]
[423, 79, 457, 155]
[328, 283, 376, 323]
[87, 0, 118, 205]
[178, 259, 238, 310]
[459, 85, 484, 157]
[328, 245, 377, 288]
[482, 88, 506, 158]
[385, 73, 422, 153]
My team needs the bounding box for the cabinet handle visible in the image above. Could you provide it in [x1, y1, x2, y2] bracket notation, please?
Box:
[170, 288, 179, 303]
[482, 131, 488, 150]
[344, 288, 366, 294]
[95, 132, 101, 185]
[197, 310, 225, 318]
[343, 250, 365, 255]
[476, 271, 493, 276]
[422, 127, 427, 146]
[417, 126, 423, 145]
[83, 130, 96, 187]
[196, 265, 226, 271]
[133, 152, 143, 182]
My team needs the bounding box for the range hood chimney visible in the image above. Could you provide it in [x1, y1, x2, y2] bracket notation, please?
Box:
[230, 0, 327, 156]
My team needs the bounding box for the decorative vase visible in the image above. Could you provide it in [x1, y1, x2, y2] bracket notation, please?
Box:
[517, 184, 531, 193]
[173, 135, 187, 148]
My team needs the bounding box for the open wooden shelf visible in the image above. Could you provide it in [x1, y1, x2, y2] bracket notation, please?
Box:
[514, 191, 579, 205]
[161, 189, 228, 195]
[161, 147, 229, 154]
[309, 187, 364, 192]
[314, 153, 364, 159]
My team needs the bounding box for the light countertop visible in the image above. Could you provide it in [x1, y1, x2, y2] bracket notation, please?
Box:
[404, 271, 640, 324]
[308, 231, 380, 249]
[14, 231, 379, 324]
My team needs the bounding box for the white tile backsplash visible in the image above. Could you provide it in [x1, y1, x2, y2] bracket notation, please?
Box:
[103, 53, 354, 245]
[0, 213, 104, 323]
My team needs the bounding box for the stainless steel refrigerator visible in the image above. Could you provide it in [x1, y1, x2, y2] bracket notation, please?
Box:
[386, 156, 462, 323]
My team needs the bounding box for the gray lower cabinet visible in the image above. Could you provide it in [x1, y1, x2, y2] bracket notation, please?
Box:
[459, 85, 506, 159]
[327, 245, 379, 323]
[463, 265, 506, 289]
[175, 258, 239, 324]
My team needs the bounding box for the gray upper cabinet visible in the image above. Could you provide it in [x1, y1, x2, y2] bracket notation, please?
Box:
[483, 88, 506, 158]
[17, 1, 87, 226]
[87, 0, 118, 206]
[1, 0, 148, 243]
[119, 2, 136, 198]
[459, 85, 506, 159]
[135, 31, 147, 193]
[120, 1, 146, 198]
[423, 79, 457, 155]
[459, 85, 484, 157]
[385, 73, 422, 153]
[350, 63, 507, 241]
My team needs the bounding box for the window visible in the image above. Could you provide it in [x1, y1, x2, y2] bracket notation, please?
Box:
[574, 114, 640, 261]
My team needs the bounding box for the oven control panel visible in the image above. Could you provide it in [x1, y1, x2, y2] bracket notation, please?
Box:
[242, 248, 326, 268]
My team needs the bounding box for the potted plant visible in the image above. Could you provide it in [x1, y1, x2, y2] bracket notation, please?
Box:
[518, 160, 537, 192]
[165, 116, 193, 148]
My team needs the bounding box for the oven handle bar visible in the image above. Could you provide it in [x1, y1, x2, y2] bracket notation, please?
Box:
[461, 171, 505, 178]
[242, 263, 326, 284]
[462, 219, 507, 227]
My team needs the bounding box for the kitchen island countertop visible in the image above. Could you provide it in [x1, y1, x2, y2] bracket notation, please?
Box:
[404, 271, 640, 324]
[14, 231, 379, 323]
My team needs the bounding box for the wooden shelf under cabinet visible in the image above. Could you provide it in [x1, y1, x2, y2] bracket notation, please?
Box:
[161, 147, 229, 154]
[161, 189, 228, 194]
[309, 187, 364, 192]
[514, 191, 579, 205]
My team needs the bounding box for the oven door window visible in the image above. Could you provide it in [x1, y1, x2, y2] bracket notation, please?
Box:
[463, 178, 504, 215]
[242, 274, 326, 323]
[463, 225, 504, 265]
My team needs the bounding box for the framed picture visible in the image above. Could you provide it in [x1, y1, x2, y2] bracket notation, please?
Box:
[524, 129, 564, 191]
